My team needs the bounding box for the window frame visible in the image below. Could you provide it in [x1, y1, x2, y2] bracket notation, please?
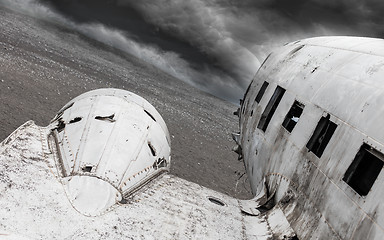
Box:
[255, 81, 269, 103]
[282, 100, 305, 133]
[306, 114, 337, 158]
[343, 143, 384, 196]
[257, 86, 286, 132]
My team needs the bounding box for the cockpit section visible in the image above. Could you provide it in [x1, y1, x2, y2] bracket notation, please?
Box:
[48, 89, 171, 216]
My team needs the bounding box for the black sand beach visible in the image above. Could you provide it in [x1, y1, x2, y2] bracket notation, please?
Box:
[0, 7, 251, 199]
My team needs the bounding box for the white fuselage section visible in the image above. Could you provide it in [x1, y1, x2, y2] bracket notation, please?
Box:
[239, 36, 384, 239]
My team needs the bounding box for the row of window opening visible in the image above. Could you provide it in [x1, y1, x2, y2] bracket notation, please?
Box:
[255, 81, 336, 159]
[252, 81, 383, 197]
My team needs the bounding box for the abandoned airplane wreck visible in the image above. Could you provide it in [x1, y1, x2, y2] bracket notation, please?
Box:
[1, 36, 384, 239]
[237, 36, 384, 239]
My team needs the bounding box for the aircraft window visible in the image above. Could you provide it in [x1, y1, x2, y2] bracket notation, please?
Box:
[255, 81, 269, 103]
[148, 142, 157, 156]
[82, 166, 93, 172]
[57, 119, 65, 133]
[69, 117, 82, 124]
[144, 109, 156, 122]
[207, 196, 226, 206]
[257, 86, 286, 132]
[343, 144, 384, 196]
[240, 85, 252, 115]
[95, 114, 115, 122]
[306, 114, 337, 158]
[282, 101, 304, 132]
[153, 157, 167, 170]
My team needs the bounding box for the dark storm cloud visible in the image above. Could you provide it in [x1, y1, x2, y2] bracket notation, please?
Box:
[1, 0, 384, 102]
[119, 0, 260, 81]
[41, 0, 261, 101]
[122, 0, 384, 65]
[255, 0, 384, 37]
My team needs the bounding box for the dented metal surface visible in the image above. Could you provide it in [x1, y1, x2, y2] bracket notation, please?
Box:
[0, 89, 295, 239]
[4, 36, 384, 238]
[0, 120, 290, 239]
[49, 88, 171, 216]
[239, 36, 384, 239]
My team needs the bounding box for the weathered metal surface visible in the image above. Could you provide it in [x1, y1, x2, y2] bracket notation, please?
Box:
[49, 88, 171, 216]
[0, 89, 296, 239]
[0, 120, 292, 239]
[239, 36, 384, 239]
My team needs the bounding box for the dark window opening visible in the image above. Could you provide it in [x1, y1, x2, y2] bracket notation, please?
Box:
[144, 109, 156, 122]
[257, 86, 286, 132]
[282, 101, 304, 132]
[95, 114, 115, 122]
[306, 114, 337, 158]
[153, 157, 167, 170]
[208, 196, 225, 206]
[148, 142, 156, 156]
[343, 144, 384, 196]
[57, 119, 65, 133]
[69, 117, 82, 124]
[82, 166, 93, 172]
[255, 81, 269, 103]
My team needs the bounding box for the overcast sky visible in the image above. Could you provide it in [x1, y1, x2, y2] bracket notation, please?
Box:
[2, 0, 384, 103]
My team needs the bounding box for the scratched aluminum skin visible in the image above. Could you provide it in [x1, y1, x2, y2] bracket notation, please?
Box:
[0, 121, 292, 239]
[0, 122, 240, 239]
[49, 88, 171, 216]
[0, 90, 295, 239]
[239, 36, 384, 239]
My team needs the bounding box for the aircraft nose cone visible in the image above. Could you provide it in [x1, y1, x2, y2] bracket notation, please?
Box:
[63, 175, 122, 216]
[50, 89, 171, 215]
